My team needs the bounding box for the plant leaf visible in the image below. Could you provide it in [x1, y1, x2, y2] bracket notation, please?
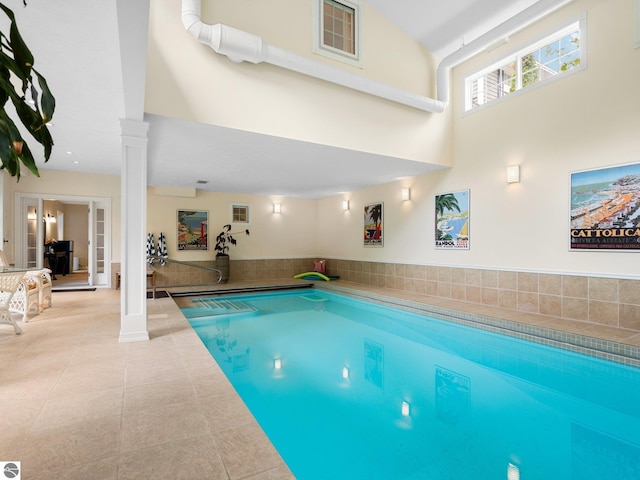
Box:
[0, 3, 34, 88]
[17, 140, 39, 176]
[34, 68, 55, 120]
[0, 128, 13, 169]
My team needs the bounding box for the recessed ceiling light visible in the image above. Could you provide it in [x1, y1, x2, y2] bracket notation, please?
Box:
[66, 151, 73, 155]
[196, 180, 208, 184]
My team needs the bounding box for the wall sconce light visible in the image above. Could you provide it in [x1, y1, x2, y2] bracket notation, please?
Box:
[506, 165, 520, 184]
[401, 187, 411, 201]
[273, 203, 281, 214]
[274, 358, 282, 369]
[342, 366, 350, 379]
[342, 200, 350, 211]
[44, 213, 57, 223]
[401, 401, 410, 417]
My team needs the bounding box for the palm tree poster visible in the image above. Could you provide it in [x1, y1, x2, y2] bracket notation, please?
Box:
[435, 190, 470, 249]
[364, 202, 384, 247]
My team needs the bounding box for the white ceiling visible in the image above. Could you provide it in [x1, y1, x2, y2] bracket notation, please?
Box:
[6, 0, 544, 198]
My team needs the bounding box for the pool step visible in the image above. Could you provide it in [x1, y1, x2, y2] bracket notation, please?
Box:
[190, 298, 257, 316]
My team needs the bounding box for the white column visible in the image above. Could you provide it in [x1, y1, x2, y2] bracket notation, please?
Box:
[119, 119, 150, 343]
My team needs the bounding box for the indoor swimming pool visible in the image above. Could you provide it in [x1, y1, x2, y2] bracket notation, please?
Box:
[181, 290, 640, 480]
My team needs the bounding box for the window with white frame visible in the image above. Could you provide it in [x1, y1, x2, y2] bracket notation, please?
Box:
[313, 0, 362, 67]
[231, 204, 250, 224]
[465, 18, 585, 112]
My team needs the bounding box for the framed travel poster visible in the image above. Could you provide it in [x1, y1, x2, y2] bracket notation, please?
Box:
[364, 202, 383, 247]
[570, 162, 640, 250]
[435, 190, 470, 249]
[177, 210, 208, 250]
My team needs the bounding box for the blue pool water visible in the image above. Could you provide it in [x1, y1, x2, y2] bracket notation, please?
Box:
[182, 290, 640, 480]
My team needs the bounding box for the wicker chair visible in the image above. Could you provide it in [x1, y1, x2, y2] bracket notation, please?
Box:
[0, 250, 52, 314]
[28, 268, 52, 311]
[9, 276, 41, 322]
[0, 271, 26, 334]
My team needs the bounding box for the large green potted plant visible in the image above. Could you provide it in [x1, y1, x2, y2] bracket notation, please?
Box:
[0, 2, 55, 179]
[214, 224, 249, 283]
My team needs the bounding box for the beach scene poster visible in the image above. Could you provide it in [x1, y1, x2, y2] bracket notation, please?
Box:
[364, 202, 383, 247]
[177, 210, 208, 250]
[570, 163, 640, 250]
[435, 190, 470, 249]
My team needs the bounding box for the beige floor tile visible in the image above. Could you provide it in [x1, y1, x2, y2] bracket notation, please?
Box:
[214, 423, 287, 480]
[0, 397, 46, 432]
[119, 400, 209, 453]
[117, 435, 228, 480]
[31, 386, 123, 432]
[125, 359, 189, 387]
[190, 371, 236, 399]
[243, 463, 297, 480]
[29, 456, 118, 480]
[0, 432, 27, 460]
[50, 364, 125, 398]
[181, 350, 223, 377]
[70, 343, 128, 368]
[20, 415, 120, 475]
[123, 377, 196, 414]
[200, 392, 257, 431]
[0, 372, 59, 403]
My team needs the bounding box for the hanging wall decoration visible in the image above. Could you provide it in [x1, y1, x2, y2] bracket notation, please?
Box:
[435, 189, 470, 249]
[157, 232, 168, 265]
[177, 210, 209, 251]
[363, 202, 384, 247]
[146, 233, 155, 264]
[570, 162, 640, 250]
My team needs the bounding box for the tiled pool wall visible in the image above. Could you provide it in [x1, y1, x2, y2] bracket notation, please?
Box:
[115, 258, 640, 332]
[322, 259, 640, 332]
[315, 282, 640, 367]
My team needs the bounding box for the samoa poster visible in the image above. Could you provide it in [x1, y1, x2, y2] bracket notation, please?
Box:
[435, 190, 470, 249]
[570, 163, 640, 250]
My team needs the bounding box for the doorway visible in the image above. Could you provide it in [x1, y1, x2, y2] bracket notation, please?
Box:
[15, 193, 112, 289]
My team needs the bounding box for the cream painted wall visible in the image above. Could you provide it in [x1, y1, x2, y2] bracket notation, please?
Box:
[147, 188, 319, 261]
[317, 0, 640, 278]
[145, 0, 451, 167]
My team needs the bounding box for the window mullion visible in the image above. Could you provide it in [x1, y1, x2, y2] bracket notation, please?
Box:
[516, 55, 523, 91]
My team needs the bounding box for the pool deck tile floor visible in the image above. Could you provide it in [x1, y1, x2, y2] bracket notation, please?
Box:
[1, 279, 638, 479]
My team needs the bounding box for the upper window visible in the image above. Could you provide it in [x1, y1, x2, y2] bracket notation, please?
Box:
[313, 0, 362, 67]
[230, 204, 250, 224]
[465, 18, 585, 112]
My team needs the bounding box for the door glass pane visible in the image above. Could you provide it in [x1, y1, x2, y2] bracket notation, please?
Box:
[26, 206, 37, 268]
[96, 207, 105, 274]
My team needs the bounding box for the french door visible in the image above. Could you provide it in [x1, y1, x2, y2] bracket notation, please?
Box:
[15, 194, 112, 287]
[88, 200, 109, 286]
